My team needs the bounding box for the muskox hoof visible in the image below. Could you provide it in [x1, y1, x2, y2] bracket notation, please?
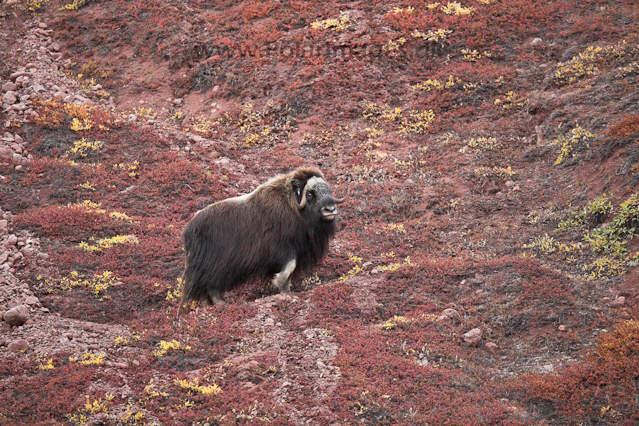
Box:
[206, 289, 225, 306]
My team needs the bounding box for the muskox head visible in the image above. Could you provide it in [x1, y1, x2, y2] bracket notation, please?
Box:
[292, 176, 348, 223]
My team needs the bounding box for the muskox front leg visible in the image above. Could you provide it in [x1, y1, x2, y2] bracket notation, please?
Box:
[272, 259, 296, 293]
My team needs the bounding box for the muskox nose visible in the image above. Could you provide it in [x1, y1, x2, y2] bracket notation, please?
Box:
[321, 204, 337, 220]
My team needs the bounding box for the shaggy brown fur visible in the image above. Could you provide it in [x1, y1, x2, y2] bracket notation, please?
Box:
[181, 167, 341, 304]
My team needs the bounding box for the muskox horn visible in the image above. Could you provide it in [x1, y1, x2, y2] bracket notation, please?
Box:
[297, 183, 309, 209]
[334, 184, 350, 204]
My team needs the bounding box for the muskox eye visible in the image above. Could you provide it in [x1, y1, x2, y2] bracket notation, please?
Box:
[307, 191, 314, 201]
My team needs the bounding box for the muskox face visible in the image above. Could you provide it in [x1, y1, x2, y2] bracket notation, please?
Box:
[293, 176, 344, 222]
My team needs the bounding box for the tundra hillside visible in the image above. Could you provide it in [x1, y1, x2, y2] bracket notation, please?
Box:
[0, 0, 638, 424]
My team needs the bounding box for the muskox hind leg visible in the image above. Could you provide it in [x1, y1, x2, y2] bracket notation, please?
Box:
[206, 288, 225, 305]
[272, 259, 296, 293]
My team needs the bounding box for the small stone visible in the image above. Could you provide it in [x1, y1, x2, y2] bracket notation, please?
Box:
[0, 219, 7, 231]
[31, 83, 46, 93]
[39, 23, 48, 29]
[463, 328, 482, 346]
[505, 180, 515, 188]
[485, 342, 498, 351]
[6, 234, 18, 246]
[25, 296, 39, 305]
[610, 296, 626, 307]
[530, 38, 544, 48]
[172, 98, 182, 105]
[264, 318, 275, 326]
[543, 364, 554, 372]
[3, 305, 29, 326]
[440, 308, 462, 323]
[3, 91, 17, 105]
[2, 82, 17, 92]
[602, 297, 611, 303]
[8, 339, 29, 353]
[558, 325, 567, 332]
[50, 42, 60, 52]
[10, 72, 31, 81]
[361, 261, 374, 271]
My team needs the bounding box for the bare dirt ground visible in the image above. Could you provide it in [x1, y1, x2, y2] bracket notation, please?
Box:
[1, 0, 638, 424]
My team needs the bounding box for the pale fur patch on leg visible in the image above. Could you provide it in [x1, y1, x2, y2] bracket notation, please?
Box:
[272, 259, 297, 293]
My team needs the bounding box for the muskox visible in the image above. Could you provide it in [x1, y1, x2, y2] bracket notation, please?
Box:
[181, 167, 347, 304]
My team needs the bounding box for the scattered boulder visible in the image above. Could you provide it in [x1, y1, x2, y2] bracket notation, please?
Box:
[25, 296, 39, 306]
[463, 328, 482, 346]
[7, 339, 29, 353]
[2, 82, 17, 92]
[485, 342, 498, 351]
[3, 304, 30, 326]
[530, 38, 544, 48]
[438, 308, 462, 323]
[610, 296, 626, 307]
[3, 91, 17, 105]
[558, 325, 567, 332]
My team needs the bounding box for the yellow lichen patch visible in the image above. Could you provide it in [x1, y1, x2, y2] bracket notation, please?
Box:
[60, 0, 88, 11]
[311, 12, 352, 31]
[380, 315, 415, 330]
[120, 405, 146, 424]
[378, 223, 407, 234]
[70, 117, 93, 132]
[411, 29, 452, 42]
[109, 211, 133, 222]
[77, 234, 139, 252]
[153, 340, 191, 357]
[462, 49, 491, 62]
[459, 136, 501, 154]
[114, 335, 129, 346]
[583, 256, 625, 281]
[66, 138, 104, 157]
[69, 353, 106, 366]
[390, 6, 414, 14]
[377, 257, 413, 273]
[113, 160, 140, 178]
[67, 394, 114, 426]
[175, 378, 223, 396]
[191, 115, 223, 135]
[441, 1, 474, 16]
[474, 165, 516, 180]
[166, 278, 185, 303]
[38, 357, 55, 371]
[78, 182, 96, 190]
[40, 270, 119, 300]
[339, 253, 364, 281]
[383, 37, 407, 52]
[553, 125, 595, 165]
[398, 109, 436, 135]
